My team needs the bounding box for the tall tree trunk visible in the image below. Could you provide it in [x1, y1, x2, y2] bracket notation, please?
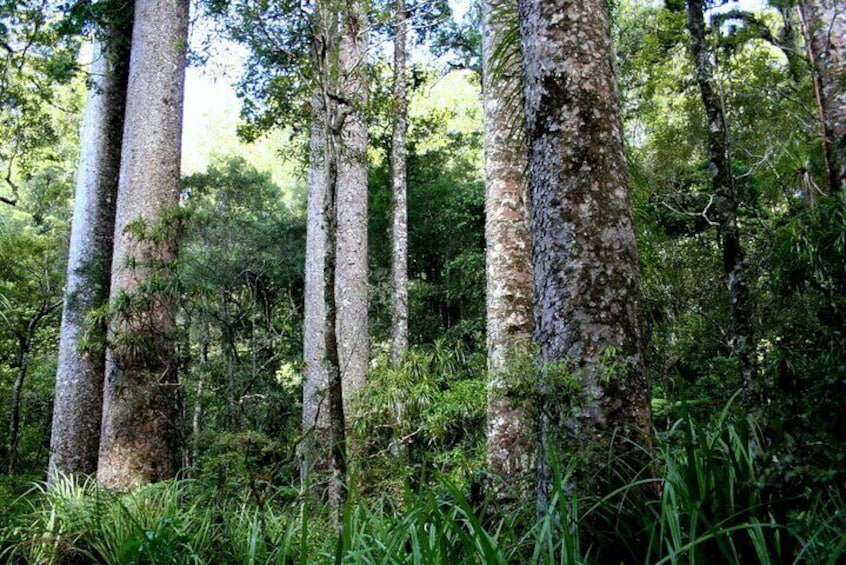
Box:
[518, 0, 652, 509]
[389, 0, 409, 368]
[301, 98, 332, 486]
[48, 11, 133, 481]
[97, 0, 189, 491]
[482, 0, 534, 498]
[323, 104, 348, 515]
[800, 0, 846, 194]
[336, 0, 370, 422]
[686, 0, 758, 405]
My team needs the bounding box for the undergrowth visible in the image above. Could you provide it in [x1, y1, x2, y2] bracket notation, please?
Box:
[2, 411, 843, 564]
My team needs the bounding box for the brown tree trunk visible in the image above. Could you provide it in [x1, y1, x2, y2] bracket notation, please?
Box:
[390, 0, 409, 368]
[482, 0, 535, 498]
[48, 11, 133, 482]
[686, 0, 758, 405]
[800, 0, 846, 194]
[97, 0, 189, 491]
[518, 0, 652, 508]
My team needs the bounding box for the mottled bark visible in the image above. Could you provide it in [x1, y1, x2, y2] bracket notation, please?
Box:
[482, 0, 534, 497]
[686, 0, 758, 405]
[97, 0, 189, 491]
[336, 0, 370, 418]
[48, 16, 132, 481]
[301, 100, 332, 485]
[389, 0, 409, 368]
[517, 0, 652, 506]
[800, 0, 846, 194]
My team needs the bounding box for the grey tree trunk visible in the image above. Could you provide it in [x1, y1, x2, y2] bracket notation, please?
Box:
[323, 104, 348, 516]
[389, 0, 409, 368]
[335, 0, 370, 420]
[97, 0, 189, 491]
[517, 0, 652, 507]
[301, 99, 332, 486]
[48, 17, 132, 481]
[686, 0, 758, 405]
[800, 0, 846, 194]
[482, 0, 535, 498]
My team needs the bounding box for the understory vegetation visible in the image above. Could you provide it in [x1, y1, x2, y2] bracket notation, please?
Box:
[2, 405, 844, 564]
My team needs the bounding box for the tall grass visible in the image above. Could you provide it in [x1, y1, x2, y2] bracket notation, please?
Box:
[2, 413, 844, 564]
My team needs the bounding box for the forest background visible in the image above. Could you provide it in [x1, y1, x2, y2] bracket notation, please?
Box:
[0, 0, 844, 562]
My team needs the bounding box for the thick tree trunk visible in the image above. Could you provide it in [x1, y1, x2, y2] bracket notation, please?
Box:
[482, 0, 535, 498]
[97, 0, 189, 491]
[518, 0, 652, 507]
[301, 99, 332, 486]
[48, 15, 132, 481]
[800, 0, 846, 194]
[389, 0, 409, 368]
[335, 0, 370, 420]
[686, 0, 758, 405]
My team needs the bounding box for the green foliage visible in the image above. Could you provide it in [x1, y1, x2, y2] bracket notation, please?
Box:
[179, 157, 305, 482]
[353, 341, 486, 493]
[4, 409, 845, 564]
[1, 0, 84, 205]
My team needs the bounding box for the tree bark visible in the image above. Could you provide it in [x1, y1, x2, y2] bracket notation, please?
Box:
[301, 97, 332, 486]
[482, 0, 535, 498]
[335, 0, 370, 420]
[48, 12, 132, 481]
[800, 0, 846, 194]
[389, 0, 409, 368]
[517, 0, 652, 507]
[686, 0, 758, 405]
[97, 0, 189, 491]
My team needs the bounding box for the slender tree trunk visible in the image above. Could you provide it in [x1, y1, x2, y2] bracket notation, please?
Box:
[335, 0, 369, 421]
[190, 320, 209, 468]
[7, 336, 30, 475]
[324, 106, 348, 515]
[686, 0, 758, 405]
[518, 0, 652, 509]
[389, 0, 409, 368]
[98, 0, 189, 491]
[49, 14, 133, 481]
[8, 301, 58, 474]
[482, 0, 535, 498]
[800, 0, 846, 194]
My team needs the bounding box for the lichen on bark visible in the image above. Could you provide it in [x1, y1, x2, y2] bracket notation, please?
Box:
[482, 0, 535, 499]
[517, 0, 652, 506]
